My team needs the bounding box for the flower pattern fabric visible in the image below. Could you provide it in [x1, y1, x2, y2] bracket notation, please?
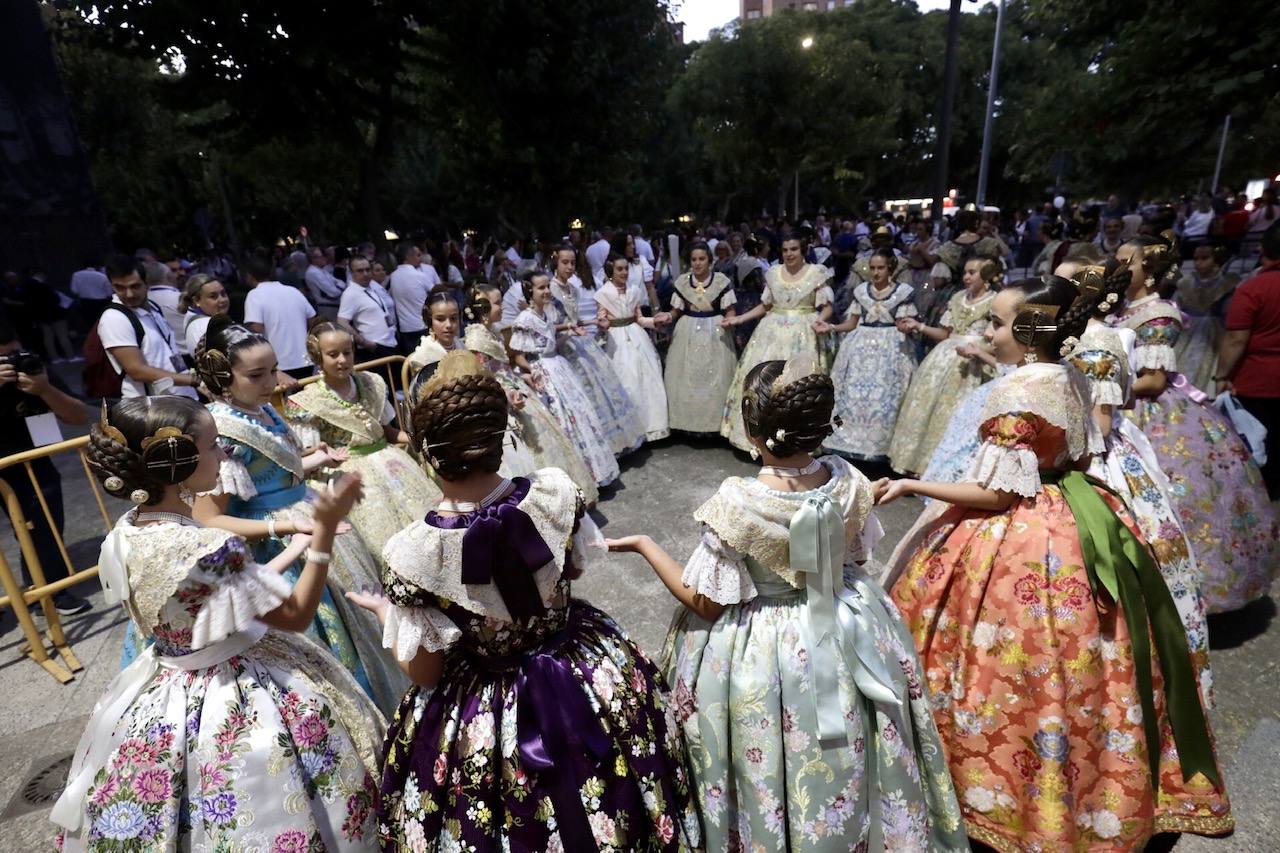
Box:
[825, 281, 918, 459]
[889, 289, 997, 474]
[55, 520, 384, 853]
[887, 364, 1232, 852]
[1111, 296, 1278, 612]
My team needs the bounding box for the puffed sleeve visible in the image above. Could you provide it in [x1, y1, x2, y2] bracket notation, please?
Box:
[1133, 318, 1180, 373]
[845, 288, 864, 319]
[965, 412, 1044, 498]
[211, 438, 258, 499]
[669, 288, 686, 312]
[283, 405, 322, 450]
[187, 536, 292, 649]
[508, 314, 541, 354]
[814, 283, 834, 309]
[1069, 348, 1125, 406]
[761, 282, 775, 306]
[681, 529, 757, 606]
[381, 570, 461, 660]
[719, 285, 737, 310]
[894, 291, 919, 320]
[848, 511, 885, 565]
[379, 398, 397, 426]
[939, 305, 954, 328]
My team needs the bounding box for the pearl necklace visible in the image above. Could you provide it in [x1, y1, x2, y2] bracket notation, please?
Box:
[134, 511, 199, 527]
[758, 458, 822, 479]
[436, 478, 513, 513]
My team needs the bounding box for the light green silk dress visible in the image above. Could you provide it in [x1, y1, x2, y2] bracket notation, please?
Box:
[661, 456, 967, 851]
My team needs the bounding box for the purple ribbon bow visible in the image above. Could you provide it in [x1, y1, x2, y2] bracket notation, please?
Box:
[459, 501, 555, 621]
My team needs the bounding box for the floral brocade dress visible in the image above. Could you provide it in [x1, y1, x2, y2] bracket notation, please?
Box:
[378, 470, 701, 852]
[283, 371, 442, 559]
[1068, 323, 1213, 700]
[510, 307, 621, 487]
[52, 515, 384, 852]
[664, 271, 738, 434]
[721, 264, 834, 451]
[1111, 294, 1278, 612]
[889, 289, 997, 475]
[206, 402, 407, 713]
[663, 456, 967, 851]
[1172, 271, 1237, 393]
[825, 281, 918, 460]
[886, 363, 1231, 852]
[464, 322, 599, 505]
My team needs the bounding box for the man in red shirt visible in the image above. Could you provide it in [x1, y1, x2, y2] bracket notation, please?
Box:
[1218, 220, 1280, 497]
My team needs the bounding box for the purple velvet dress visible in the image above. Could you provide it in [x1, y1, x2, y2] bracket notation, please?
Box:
[378, 471, 701, 852]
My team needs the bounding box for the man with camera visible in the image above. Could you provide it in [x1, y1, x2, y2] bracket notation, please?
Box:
[0, 322, 91, 615]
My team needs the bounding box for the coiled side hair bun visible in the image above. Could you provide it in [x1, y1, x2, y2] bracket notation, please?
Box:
[741, 360, 836, 456]
[87, 397, 207, 505]
[411, 351, 509, 480]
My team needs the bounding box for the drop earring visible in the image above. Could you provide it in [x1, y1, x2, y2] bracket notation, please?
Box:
[179, 485, 195, 507]
[1023, 350, 1038, 365]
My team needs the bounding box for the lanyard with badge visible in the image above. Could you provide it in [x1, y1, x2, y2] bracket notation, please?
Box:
[366, 286, 396, 331]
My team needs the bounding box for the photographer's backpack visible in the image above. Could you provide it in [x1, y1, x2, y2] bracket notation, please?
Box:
[83, 303, 145, 399]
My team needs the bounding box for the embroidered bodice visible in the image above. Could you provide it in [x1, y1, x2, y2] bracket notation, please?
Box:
[671, 272, 735, 314]
[1110, 293, 1181, 373]
[104, 515, 289, 656]
[847, 281, 917, 325]
[596, 281, 644, 320]
[549, 279, 581, 325]
[762, 264, 834, 311]
[509, 308, 561, 358]
[965, 363, 1103, 498]
[208, 402, 306, 506]
[940, 289, 996, 335]
[285, 372, 393, 450]
[380, 470, 600, 660]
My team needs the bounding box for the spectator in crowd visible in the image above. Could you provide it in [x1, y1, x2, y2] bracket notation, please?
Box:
[1021, 202, 1052, 269]
[1217, 220, 1280, 497]
[304, 246, 345, 319]
[242, 251, 315, 382]
[338, 255, 399, 360]
[145, 260, 187, 357]
[585, 228, 612, 277]
[631, 224, 655, 266]
[389, 242, 437, 353]
[279, 249, 308, 290]
[100, 255, 199, 399]
[1180, 194, 1216, 257]
[1097, 216, 1126, 254]
[0, 321, 91, 615]
[25, 268, 76, 364]
[180, 273, 230, 358]
[1220, 195, 1251, 259]
[1102, 193, 1126, 221]
[69, 257, 112, 332]
[1245, 186, 1279, 258]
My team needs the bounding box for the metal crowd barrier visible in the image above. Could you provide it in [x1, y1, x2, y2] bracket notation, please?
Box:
[0, 355, 412, 684]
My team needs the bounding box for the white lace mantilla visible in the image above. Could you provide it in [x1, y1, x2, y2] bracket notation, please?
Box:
[979, 362, 1101, 462]
[382, 604, 463, 659]
[381, 468, 587, 621]
[965, 442, 1041, 498]
[464, 323, 509, 363]
[693, 455, 872, 586]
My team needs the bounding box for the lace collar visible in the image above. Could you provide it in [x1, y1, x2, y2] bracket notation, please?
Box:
[409, 333, 457, 371]
[766, 262, 831, 295]
[382, 468, 582, 621]
[208, 402, 305, 479]
[288, 372, 385, 445]
[673, 271, 731, 308]
[465, 324, 509, 363]
[693, 455, 871, 586]
[1113, 293, 1181, 330]
[979, 362, 1102, 460]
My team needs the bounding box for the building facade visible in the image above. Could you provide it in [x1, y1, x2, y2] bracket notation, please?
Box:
[741, 0, 857, 21]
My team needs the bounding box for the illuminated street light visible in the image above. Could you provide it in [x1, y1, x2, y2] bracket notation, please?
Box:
[801, 36, 814, 49]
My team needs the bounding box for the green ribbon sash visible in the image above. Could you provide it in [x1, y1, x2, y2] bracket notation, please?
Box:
[345, 437, 388, 457]
[1045, 469, 1219, 790]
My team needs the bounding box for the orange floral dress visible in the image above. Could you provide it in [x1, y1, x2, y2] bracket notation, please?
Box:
[886, 363, 1231, 852]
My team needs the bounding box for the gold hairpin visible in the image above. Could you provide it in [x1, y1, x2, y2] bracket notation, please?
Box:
[98, 401, 128, 447]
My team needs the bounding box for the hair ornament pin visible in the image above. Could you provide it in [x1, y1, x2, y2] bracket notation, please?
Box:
[130, 489, 151, 504]
[765, 438, 777, 450]
[775, 428, 787, 441]
[1102, 292, 1120, 309]
[98, 400, 128, 447]
[104, 476, 124, 493]
[1058, 336, 1080, 357]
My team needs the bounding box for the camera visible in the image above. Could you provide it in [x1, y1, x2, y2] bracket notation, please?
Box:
[0, 350, 45, 375]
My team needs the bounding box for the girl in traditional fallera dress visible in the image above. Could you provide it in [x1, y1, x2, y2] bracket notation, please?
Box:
[1065, 263, 1213, 699]
[406, 285, 462, 389]
[550, 245, 646, 456]
[283, 322, 442, 559]
[721, 231, 834, 452]
[190, 318, 406, 712]
[882, 275, 1231, 851]
[663, 240, 739, 434]
[889, 256, 1001, 475]
[609, 357, 968, 852]
[819, 249, 918, 461]
[462, 284, 599, 503]
[1109, 234, 1278, 613]
[597, 252, 671, 443]
[348, 352, 701, 852]
[511, 270, 621, 487]
[1172, 243, 1238, 393]
[53, 396, 383, 851]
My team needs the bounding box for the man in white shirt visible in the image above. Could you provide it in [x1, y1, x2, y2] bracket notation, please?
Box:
[70, 258, 112, 331]
[630, 225, 655, 266]
[99, 255, 199, 399]
[304, 247, 345, 319]
[338, 256, 399, 359]
[243, 253, 316, 380]
[144, 261, 188, 357]
[389, 242, 438, 353]
[585, 230, 612, 277]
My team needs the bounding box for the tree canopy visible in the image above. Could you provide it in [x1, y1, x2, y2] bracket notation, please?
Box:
[42, 0, 1278, 251]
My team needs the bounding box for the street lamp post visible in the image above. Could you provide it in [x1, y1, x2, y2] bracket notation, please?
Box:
[931, 0, 964, 237]
[975, 0, 1006, 209]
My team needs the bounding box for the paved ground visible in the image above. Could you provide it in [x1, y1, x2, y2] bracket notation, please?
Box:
[0, 425, 1275, 850]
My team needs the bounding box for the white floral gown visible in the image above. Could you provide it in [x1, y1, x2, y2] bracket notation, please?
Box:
[596, 279, 671, 442]
[664, 271, 738, 434]
[662, 456, 967, 851]
[52, 515, 384, 852]
[721, 264, 835, 451]
[825, 280, 918, 460]
[510, 307, 621, 487]
[889, 289, 997, 474]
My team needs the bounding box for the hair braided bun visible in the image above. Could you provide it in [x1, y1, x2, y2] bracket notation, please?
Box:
[86, 397, 207, 505]
[411, 351, 509, 480]
[464, 285, 495, 324]
[741, 361, 836, 456]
